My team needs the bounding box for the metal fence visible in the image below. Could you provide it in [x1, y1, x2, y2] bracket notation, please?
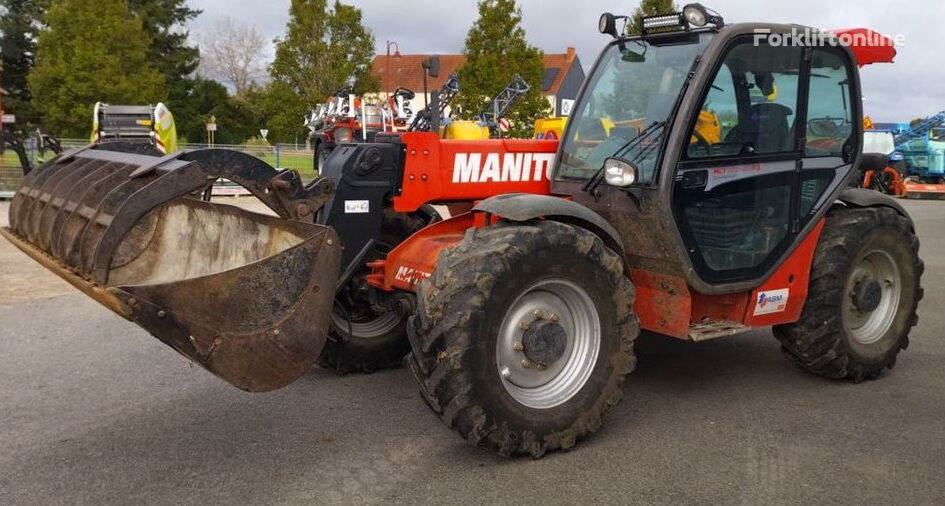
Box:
[177, 142, 315, 174]
[0, 165, 24, 197]
[0, 139, 316, 198]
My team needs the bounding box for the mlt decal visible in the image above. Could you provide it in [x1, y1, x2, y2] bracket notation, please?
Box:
[394, 265, 431, 286]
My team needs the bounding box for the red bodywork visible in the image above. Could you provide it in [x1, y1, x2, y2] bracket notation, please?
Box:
[368, 134, 822, 338]
[628, 220, 824, 338]
[903, 181, 945, 200]
[829, 28, 897, 67]
[392, 132, 558, 212]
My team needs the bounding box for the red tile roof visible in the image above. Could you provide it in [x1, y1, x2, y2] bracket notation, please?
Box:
[371, 47, 578, 96]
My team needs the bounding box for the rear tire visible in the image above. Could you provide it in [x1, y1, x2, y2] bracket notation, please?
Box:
[408, 221, 638, 457]
[773, 206, 923, 381]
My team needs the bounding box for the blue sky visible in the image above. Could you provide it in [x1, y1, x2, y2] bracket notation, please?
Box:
[186, 0, 945, 122]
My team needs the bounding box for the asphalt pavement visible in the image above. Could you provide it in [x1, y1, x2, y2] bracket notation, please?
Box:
[1, 199, 943, 505]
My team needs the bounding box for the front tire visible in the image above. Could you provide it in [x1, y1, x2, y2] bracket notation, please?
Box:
[773, 206, 923, 381]
[317, 208, 433, 374]
[408, 221, 638, 457]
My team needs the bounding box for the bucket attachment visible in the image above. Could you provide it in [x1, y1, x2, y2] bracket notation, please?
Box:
[1, 143, 341, 391]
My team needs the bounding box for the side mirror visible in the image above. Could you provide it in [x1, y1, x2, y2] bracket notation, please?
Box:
[603, 157, 638, 187]
[809, 118, 841, 137]
[599, 12, 618, 38]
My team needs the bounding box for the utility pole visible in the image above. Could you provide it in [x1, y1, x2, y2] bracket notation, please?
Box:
[0, 64, 5, 132]
[385, 40, 400, 102]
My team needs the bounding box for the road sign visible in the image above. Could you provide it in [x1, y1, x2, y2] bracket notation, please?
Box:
[1, 114, 15, 124]
[259, 129, 269, 140]
[206, 123, 217, 132]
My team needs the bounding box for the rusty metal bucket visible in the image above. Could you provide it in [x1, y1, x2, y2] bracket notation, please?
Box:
[0, 143, 340, 392]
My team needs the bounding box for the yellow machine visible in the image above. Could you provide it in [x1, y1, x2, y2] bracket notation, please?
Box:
[91, 102, 178, 154]
[533, 117, 568, 140]
[443, 120, 491, 140]
[443, 74, 531, 140]
[534, 110, 720, 146]
[691, 110, 722, 144]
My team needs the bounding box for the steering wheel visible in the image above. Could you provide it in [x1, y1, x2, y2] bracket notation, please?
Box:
[691, 130, 713, 154]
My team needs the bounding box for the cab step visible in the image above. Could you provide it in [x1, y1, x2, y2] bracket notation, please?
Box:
[688, 320, 752, 341]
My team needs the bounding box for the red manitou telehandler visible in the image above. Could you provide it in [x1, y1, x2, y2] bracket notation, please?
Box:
[1, 4, 923, 457]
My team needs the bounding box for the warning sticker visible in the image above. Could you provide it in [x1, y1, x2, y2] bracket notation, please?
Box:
[344, 200, 369, 214]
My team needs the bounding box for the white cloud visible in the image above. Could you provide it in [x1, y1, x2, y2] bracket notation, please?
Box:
[187, 0, 945, 122]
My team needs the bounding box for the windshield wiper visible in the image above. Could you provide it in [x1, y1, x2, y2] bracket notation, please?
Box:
[582, 120, 667, 194]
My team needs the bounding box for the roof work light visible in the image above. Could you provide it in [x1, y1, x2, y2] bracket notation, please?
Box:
[682, 4, 725, 28]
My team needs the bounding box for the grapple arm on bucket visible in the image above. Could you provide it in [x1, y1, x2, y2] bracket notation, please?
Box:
[1, 143, 342, 391]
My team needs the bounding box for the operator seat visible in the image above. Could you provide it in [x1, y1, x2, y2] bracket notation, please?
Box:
[724, 103, 795, 153]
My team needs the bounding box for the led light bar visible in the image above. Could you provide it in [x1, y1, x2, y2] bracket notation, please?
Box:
[641, 13, 687, 33]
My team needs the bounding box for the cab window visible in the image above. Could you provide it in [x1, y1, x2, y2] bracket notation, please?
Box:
[687, 42, 802, 159]
[805, 48, 855, 157]
[556, 33, 713, 185]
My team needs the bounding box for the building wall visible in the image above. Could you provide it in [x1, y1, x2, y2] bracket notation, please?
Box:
[553, 56, 585, 117]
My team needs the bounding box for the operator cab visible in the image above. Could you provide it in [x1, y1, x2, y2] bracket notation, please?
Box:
[553, 4, 861, 293]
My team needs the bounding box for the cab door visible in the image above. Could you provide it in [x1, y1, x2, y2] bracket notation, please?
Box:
[673, 38, 806, 284]
[673, 37, 860, 286]
[799, 46, 859, 224]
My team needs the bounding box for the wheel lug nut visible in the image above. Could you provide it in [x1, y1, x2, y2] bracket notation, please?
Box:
[549, 313, 560, 322]
[519, 321, 530, 330]
[512, 341, 523, 351]
[521, 359, 532, 368]
[533, 309, 544, 319]
[536, 363, 547, 371]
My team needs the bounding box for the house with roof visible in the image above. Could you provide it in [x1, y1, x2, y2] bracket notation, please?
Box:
[370, 47, 584, 118]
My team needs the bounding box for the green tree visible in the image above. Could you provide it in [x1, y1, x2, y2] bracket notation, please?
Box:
[173, 77, 258, 144]
[0, 0, 48, 126]
[250, 81, 310, 145]
[454, 0, 549, 138]
[128, 0, 201, 122]
[266, 0, 377, 142]
[29, 0, 164, 136]
[628, 0, 678, 35]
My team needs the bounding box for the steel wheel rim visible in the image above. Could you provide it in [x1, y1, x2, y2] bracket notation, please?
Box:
[330, 307, 401, 339]
[330, 237, 402, 339]
[844, 249, 902, 345]
[496, 278, 601, 409]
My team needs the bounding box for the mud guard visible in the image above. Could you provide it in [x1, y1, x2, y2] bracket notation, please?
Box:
[836, 187, 911, 224]
[472, 192, 626, 259]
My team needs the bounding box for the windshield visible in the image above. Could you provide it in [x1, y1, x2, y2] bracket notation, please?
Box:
[556, 33, 712, 184]
[931, 128, 945, 142]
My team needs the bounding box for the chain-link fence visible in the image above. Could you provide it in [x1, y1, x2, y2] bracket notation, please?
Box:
[0, 139, 316, 198]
